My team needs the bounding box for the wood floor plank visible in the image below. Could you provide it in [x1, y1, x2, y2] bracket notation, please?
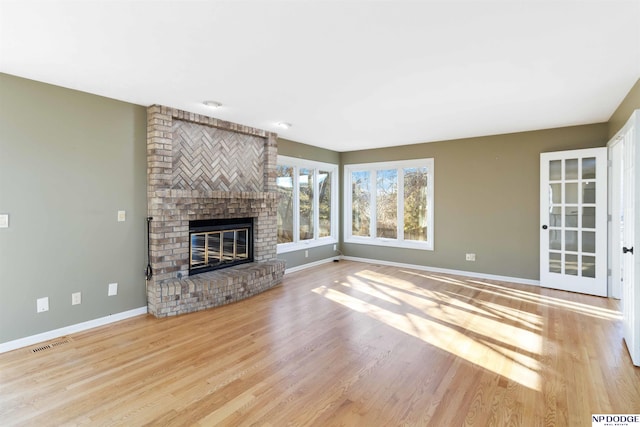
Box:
[1, 260, 639, 426]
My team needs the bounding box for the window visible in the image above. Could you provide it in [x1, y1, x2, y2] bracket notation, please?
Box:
[345, 158, 434, 250]
[277, 156, 338, 253]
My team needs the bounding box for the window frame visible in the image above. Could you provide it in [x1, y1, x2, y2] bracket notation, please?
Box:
[344, 158, 434, 250]
[276, 155, 339, 254]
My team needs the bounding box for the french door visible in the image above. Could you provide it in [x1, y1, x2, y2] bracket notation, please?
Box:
[540, 147, 607, 296]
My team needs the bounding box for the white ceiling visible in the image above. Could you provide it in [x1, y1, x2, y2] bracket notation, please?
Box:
[1, 1, 639, 151]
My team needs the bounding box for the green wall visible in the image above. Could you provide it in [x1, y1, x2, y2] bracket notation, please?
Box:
[0, 74, 147, 344]
[278, 138, 340, 165]
[281, 124, 610, 277]
[341, 124, 608, 280]
[609, 78, 640, 138]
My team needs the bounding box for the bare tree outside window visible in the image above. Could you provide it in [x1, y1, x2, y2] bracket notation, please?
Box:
[376, 169, 398, 238]
[404, 167, 428, 241]
[351, 171, 371, 237]
[319, 171, 332, 237]
[345, 158, 433, 250]
[277, 165, 294, 243]
[299, 168, 314, 241]
[277, 156, 338, 251]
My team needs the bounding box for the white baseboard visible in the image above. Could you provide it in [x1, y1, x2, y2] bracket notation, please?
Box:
[0, 306, 148, 354]
[2, 259, 535, 353]
[341, 256, 540, 287]
[284, 257, 340, 274]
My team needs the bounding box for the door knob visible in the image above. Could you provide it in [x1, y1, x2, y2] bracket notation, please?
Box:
[542, 225, 548, 230]
[623, 246, 634, 254]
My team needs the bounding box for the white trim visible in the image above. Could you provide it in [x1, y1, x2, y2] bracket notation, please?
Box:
[608, 135, 624, 299]
[0, 258, 540, 353]
[0, 306, 148, 354]
[344, 236, 433, 251]
[277, 237, 338, 254]
[284, 257, 339, 274]
[607, 109, 640, 366]
[278, 155, 337, 172]
[341, 256, 541, 287]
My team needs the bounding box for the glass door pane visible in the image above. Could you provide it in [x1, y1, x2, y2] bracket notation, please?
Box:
[546, 156, 597, 276]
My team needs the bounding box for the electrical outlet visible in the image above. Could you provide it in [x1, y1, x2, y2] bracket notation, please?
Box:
[108, 282, 118, 296]
[72, 292, 82, 305]
[305, 250, 309, 258]
[117, 210, 126, 222]
[465, 253, 476, 262]
[0, 214, 8, 228]
[36, 297, 49, 313]
[333, 244, 337, 251]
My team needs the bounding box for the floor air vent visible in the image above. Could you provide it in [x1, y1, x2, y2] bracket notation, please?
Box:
[30, 339, 70, 353]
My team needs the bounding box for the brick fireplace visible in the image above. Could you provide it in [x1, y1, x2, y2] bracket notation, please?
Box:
[146, 105, 285, 317]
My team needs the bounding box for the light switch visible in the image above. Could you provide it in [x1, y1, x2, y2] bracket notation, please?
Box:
[117, 211, 126, 222]
[0, 214, 8, 228]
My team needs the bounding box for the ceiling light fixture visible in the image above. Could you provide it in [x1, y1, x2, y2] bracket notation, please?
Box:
[203, 100, 222, 108]
[275, 122, 292, 130]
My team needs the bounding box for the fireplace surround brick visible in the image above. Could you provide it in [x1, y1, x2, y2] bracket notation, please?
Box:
[146, 105, 285, 317]
[148, 260, 285, 317]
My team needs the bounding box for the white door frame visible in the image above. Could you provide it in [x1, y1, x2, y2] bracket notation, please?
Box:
[608, 109, 640, 366]
[608, 138, 623, 299]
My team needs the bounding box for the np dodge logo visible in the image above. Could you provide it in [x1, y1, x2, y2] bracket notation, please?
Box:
[592, 414, 640, 426]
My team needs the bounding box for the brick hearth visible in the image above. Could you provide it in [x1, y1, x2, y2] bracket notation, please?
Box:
[146, 105, 285, 317]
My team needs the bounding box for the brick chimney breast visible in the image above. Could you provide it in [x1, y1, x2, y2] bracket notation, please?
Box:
[146, 105, 285, 317]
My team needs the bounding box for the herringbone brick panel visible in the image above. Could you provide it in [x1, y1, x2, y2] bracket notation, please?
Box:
[171, 120, 264, 192]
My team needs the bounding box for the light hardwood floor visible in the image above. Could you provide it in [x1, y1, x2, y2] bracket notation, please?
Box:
[1, 260, 639, 426]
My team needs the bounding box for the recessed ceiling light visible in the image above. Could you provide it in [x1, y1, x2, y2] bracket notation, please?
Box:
[203, 100, 222, 108]
[275, 122, 292, 130]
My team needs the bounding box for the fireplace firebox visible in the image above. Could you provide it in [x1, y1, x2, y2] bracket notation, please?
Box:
[189, 218, 254, 275]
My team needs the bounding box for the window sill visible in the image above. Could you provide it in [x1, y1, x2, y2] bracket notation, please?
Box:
[277, 237, 339, 254]
[344, 237, 433, 251]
